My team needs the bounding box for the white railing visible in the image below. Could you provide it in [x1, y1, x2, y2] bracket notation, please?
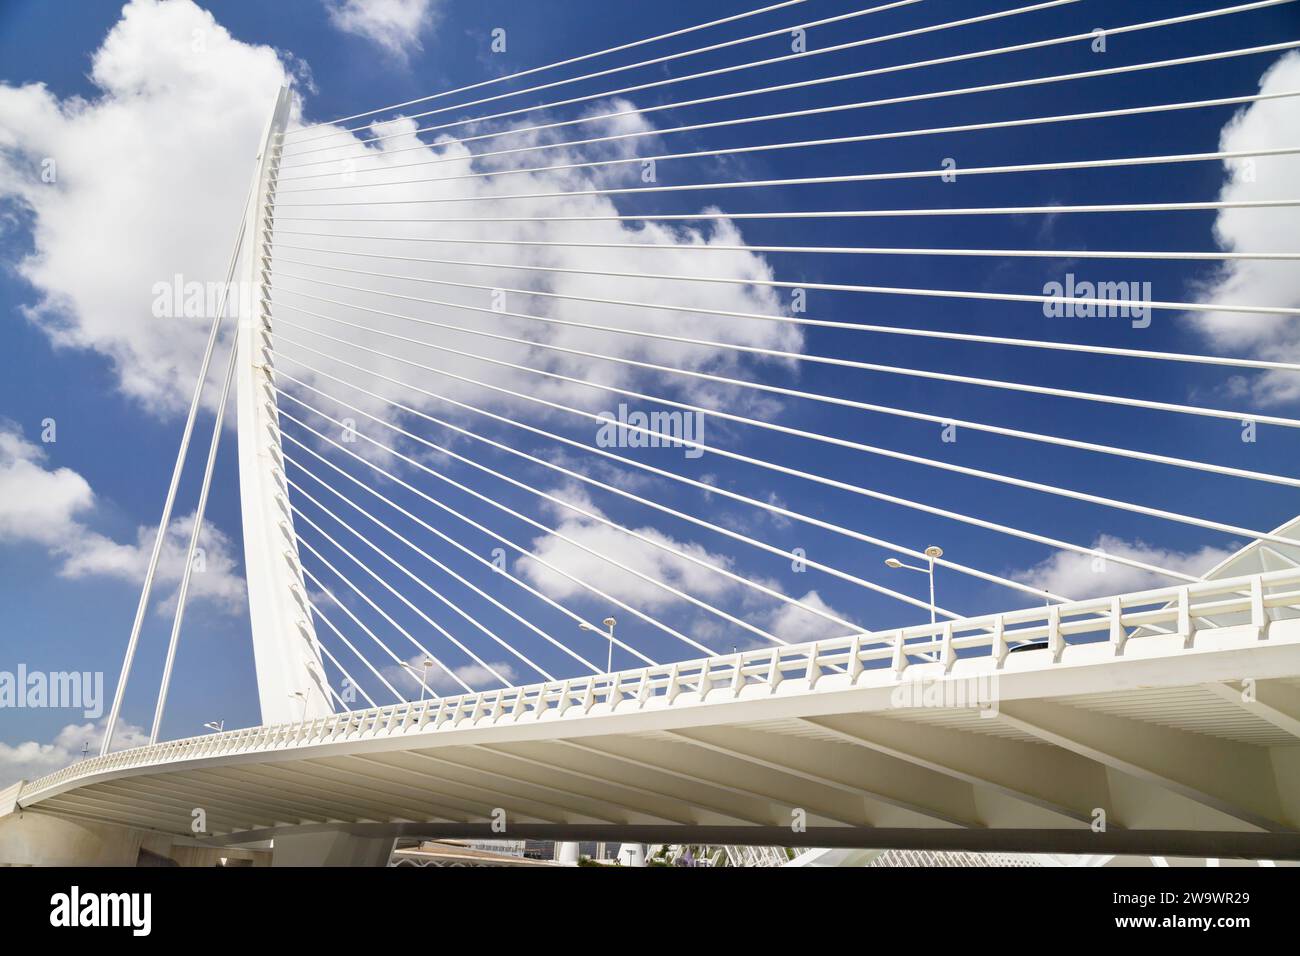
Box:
[20, 567, 1299, 804]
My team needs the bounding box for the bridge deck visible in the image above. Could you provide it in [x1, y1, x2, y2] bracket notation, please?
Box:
[14, 569, 1300, 858]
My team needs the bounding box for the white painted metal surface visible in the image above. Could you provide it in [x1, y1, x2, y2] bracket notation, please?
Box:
[15, 567, 1300, 854]
[236, 86, 332, 726]
[23, 3, 1300, 865]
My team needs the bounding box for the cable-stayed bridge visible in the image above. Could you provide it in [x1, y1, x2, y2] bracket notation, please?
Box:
[4, 0, 1300, 866]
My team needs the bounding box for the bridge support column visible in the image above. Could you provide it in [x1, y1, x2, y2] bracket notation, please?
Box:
[618, 843, 647, 867]
[0, 809, 152, 866]
[272, 829, 396, 867]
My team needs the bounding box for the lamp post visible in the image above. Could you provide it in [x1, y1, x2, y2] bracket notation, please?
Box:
[885, 546, 944, 664]
[203, 720, 224, 734]
[418, 657, 433, 701]
[884, 545, 944, 624]
[580, 617, 618, 673]
[399, 658, 436, 701]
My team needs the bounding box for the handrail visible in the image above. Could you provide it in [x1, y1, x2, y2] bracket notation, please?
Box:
[19, 567, 1299, 802]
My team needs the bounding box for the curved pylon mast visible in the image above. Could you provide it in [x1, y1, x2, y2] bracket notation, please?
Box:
[237, 85, 333, 724]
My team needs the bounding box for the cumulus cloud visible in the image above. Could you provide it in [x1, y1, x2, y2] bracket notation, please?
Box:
[766, 589, 855, 643]
[0, 425, 93, 546]
[1193, 51, 1300, 406]
[383, 653, 518, 696]
[0, 0, 297, 415]
[267, 99, 801, 438]
[324, 0, 440, 62]
[514, 483, 743, 611]
[1012, 535, 1236, 600]
[61, 513, 246, 615]
[0, 423, 244, 614]
[2, 0, 799, 442]
[0, 1, 811, 680]
[0, 719, 148, 788]
[509, 483, 864, 655]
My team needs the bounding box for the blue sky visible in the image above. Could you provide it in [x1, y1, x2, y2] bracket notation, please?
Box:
[1, 0, 1298, 780]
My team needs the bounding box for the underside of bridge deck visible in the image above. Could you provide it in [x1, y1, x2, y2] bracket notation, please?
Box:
[15, 619, 1300, 863]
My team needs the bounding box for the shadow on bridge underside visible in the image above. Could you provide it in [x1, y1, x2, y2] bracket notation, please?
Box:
[205, 822, 1300, 861]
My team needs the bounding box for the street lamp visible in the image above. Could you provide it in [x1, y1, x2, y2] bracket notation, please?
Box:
[884, 545, 944, 624]
[419, 657, 433, 701]
[580, 617, 618, 673]
[399, 658, 436, 701]
[203, 720, 224, 734]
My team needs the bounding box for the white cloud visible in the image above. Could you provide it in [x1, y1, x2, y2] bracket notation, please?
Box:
[1, 0, 800, 443]
[324, 0, 439, 62]
[0, 2, 811, 669]
[0, 425, 94, 546]
[510, 484, 867, 651]
[267, 99, 801, 438]
[62, 514, 246, 615]
[766, 589, 854, 643]
[545, 449, 660, 495]
[514, 484, 742, 611]
[0, 423, 244, 614]
[383, 653, 517, 695]
[0, 719, 148, 789]
[0, 0, 296, 415]
[1013, 535, 1236, 600]
[1193, 51, 1300, 406]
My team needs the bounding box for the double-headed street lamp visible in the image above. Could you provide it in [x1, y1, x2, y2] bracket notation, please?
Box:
[884, 545, 944, 624]
[580, 617, 618, 673]
[400, 657, 436, 701]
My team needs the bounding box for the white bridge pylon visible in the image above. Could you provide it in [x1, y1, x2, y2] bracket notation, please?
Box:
[12, 1, 1300, 863]
[237, 86, 333, 727]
